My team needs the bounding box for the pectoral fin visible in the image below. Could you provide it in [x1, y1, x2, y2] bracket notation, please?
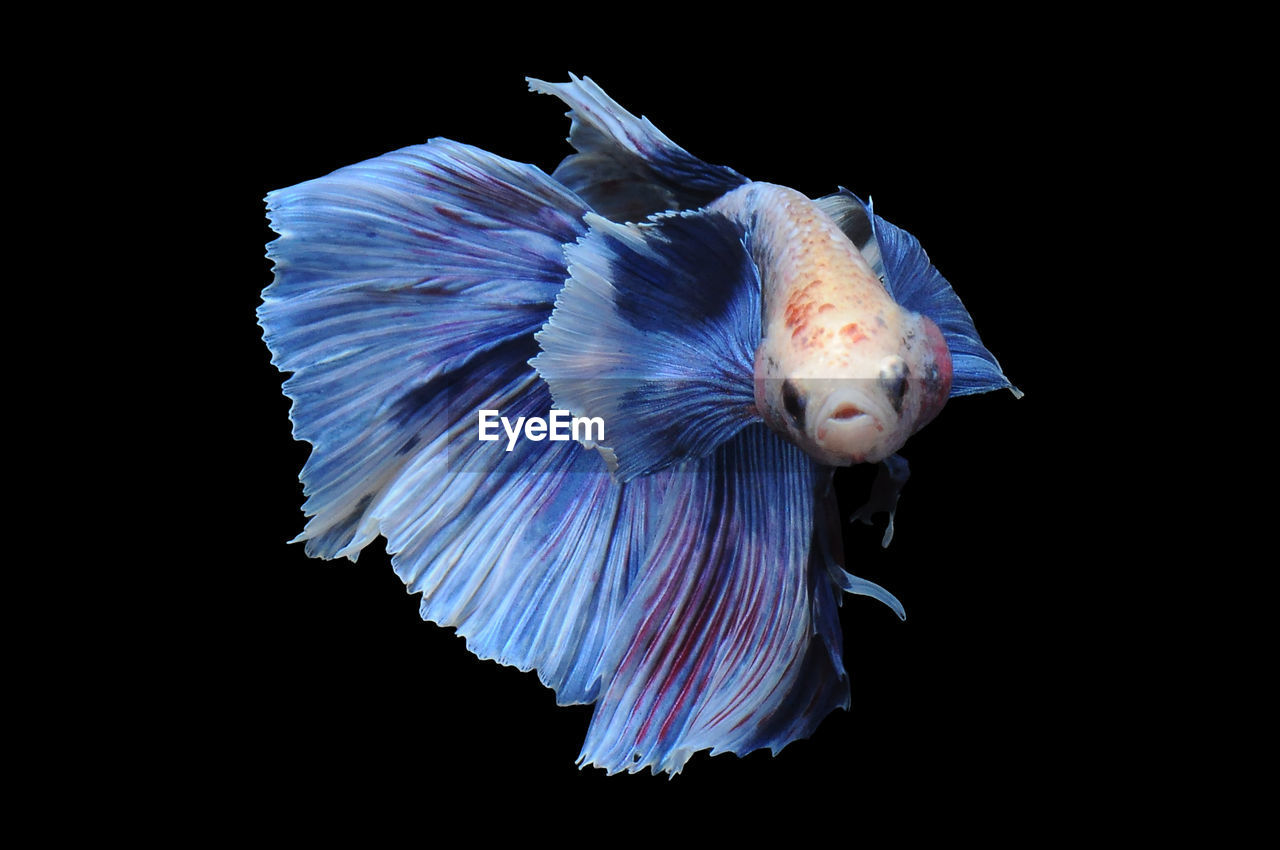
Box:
[533, 209, 762, 482]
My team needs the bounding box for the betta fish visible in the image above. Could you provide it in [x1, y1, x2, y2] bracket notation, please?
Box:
[259, 75, 1017, 775]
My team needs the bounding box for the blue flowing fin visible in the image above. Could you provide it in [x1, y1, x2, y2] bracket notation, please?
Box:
[366, 336, 659, 704]
[260, 139, 589, 559]
[262, 137, 667, 702]
[577, 425, 851, 775]
[533, 209, 762, 483]
[528, 74, 749, 223]
[815, 189, 1020, 399]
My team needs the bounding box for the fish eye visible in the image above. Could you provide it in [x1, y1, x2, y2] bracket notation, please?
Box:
[924, 364, 943, 394]
[878, 359, 909, 414]
[781, 379, 806, 429]
[883, 375, 906, 413]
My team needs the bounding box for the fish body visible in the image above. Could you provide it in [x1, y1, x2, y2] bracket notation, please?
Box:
[260, 75, 1017, 775]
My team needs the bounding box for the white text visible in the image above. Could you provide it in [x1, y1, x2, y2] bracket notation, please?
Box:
[477, 409, 605, 452]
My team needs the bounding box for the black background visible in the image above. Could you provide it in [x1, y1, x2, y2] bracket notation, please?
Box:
[206, 53, 1085, 818]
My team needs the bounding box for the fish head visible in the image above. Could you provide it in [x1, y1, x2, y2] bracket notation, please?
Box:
[754, 271, 952, 467]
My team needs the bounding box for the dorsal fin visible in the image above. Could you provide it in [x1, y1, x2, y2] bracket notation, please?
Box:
[528, 74, 749, 222]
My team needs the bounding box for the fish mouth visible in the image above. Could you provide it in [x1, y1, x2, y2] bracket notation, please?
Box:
[812, 393, 894, 463]
[827, 402, 868, 422]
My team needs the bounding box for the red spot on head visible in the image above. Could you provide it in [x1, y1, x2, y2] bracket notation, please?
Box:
[915, 315, 952, 429]
[840, 322, 867, 343]
[923, 317, 952, 396]
[785, 296, 817, 330]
